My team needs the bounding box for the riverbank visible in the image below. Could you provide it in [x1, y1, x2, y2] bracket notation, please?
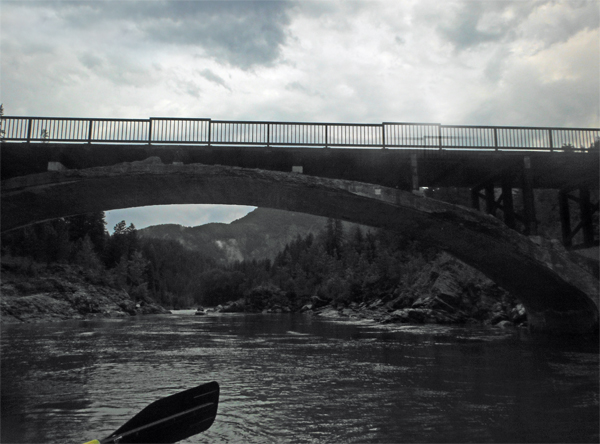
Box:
[1, 252, 528, 328]
[214, 252, 528, 328]
[0, 257, 170, 323]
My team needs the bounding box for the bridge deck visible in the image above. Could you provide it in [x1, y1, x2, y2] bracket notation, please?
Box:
[1, 141, 598, 191]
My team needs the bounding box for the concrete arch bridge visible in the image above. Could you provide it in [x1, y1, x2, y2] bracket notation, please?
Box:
[1, 159, 598, 335]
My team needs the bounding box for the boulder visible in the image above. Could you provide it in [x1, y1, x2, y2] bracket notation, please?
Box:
[310, 295, 330, 309]
[509, 303, 527, 324]
[495, 320, 514, 329]
[220, 299, 246, 313]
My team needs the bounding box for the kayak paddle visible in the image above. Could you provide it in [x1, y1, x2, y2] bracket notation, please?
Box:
[84, 381, 219, 444]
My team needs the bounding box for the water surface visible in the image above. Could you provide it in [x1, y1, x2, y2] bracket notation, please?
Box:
[1, 312, 598, 443]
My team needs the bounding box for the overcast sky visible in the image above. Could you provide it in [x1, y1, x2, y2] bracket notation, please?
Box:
[2, 0, 599, 231]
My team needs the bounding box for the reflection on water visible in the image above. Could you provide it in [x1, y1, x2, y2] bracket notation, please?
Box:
[1, 313, 598, 443]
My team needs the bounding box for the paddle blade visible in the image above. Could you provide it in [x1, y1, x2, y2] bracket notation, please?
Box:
[103, 381, 219, 444]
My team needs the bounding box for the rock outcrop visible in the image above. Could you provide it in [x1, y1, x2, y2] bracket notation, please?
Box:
[214, 253, 528, 328]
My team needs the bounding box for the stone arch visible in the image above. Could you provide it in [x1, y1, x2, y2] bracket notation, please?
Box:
[2, 161, 598, 334]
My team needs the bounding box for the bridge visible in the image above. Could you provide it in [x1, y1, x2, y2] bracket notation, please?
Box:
[3, 116, 599, 248]
[1, 116, 599, 334]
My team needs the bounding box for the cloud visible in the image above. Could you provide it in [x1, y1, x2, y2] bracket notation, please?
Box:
[199, 69, 230, 90]
[38, 0, 296, 69]
[466, 26, 600, 127]
[432, 1, 537, 51]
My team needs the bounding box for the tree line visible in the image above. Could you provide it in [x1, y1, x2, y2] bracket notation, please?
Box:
[1, 213, 439, 310]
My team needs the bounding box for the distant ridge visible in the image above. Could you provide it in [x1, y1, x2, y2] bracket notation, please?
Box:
[138, 208, 330, 263]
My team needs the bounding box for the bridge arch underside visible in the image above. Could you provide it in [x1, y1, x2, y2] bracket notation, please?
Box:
[2, 162, 598, 334]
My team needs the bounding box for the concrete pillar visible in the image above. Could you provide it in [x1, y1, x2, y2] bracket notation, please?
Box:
[471, 187, 481, 211]
[558, 189, 572, 248]
[410, 154, 419, 192]
[579, 187, 594, 247]
[484, 184, 496, 216]
[522, 156, 538, 235]
[501, 181, 516, 229]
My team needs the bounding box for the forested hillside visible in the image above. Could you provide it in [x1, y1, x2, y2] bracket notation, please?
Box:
[138, 208, 350, 263]
[2, 213, 510, 322]
[2, 212, 408, 310]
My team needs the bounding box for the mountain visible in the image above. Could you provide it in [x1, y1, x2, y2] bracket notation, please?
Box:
[138, 208, 333, 263]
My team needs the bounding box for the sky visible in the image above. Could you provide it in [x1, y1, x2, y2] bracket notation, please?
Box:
[2, 0, 599, 231]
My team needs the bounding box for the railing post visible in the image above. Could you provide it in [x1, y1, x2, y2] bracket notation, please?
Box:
[148, 119, 153, 145]
[207, 119, 212, 146]
[267, 123, 271, 147]
[381, 123, 386, 149]
[548, 129, 553, 152]
[438, 124, 442, 150]
[26, 118, 33, 143]
[87, 119, 93, 144]
[325, 124, 329, 148]
[494, 128, 498, 151]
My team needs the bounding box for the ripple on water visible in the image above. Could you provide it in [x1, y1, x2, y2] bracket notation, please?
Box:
[1, 314, 598, 444]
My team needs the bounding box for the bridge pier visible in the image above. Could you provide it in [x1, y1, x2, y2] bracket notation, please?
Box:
[470, 180, 524, 232]
[521, 156, 538, 236]
[559, 186, 599, 249]
[471, 157, 543, 237]
[410, 154, 419, 192]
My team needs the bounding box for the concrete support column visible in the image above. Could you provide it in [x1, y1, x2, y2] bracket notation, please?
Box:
[558, 187, 596, 249]
[471, 187, 481, 211]
[558, 189, 572, 248]
[484, 184, 496, 216]
[522, 156, 538, 236]
[410, 154, 419, 192]
[501, 181, 516, 229]
[579, 187, 594, 247]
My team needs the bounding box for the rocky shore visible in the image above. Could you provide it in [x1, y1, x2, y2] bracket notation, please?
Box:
[214, 252, 528, 328]
[1, 258, 170, 324]
[1, 252, 529, 328]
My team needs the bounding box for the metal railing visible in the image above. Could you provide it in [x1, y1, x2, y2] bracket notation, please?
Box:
[1, 116, 598, 152]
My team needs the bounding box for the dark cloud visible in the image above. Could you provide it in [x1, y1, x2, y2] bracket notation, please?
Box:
[435, 1, 533, 50]
[78, 52, 103, 70]
[434, 1, 598, 52]
[199, 69, 230, 90]
[36, 1, 296, 69]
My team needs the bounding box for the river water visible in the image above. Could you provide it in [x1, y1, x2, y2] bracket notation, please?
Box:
[1, 312, 598, 443]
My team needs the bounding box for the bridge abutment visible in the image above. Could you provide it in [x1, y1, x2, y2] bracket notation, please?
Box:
[527, 308, 599, 335]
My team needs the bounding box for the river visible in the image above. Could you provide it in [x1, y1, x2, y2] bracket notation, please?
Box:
[1, 312, 598, 443]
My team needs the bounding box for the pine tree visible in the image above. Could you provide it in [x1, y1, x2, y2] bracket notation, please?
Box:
[74, 235, 103, 274]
